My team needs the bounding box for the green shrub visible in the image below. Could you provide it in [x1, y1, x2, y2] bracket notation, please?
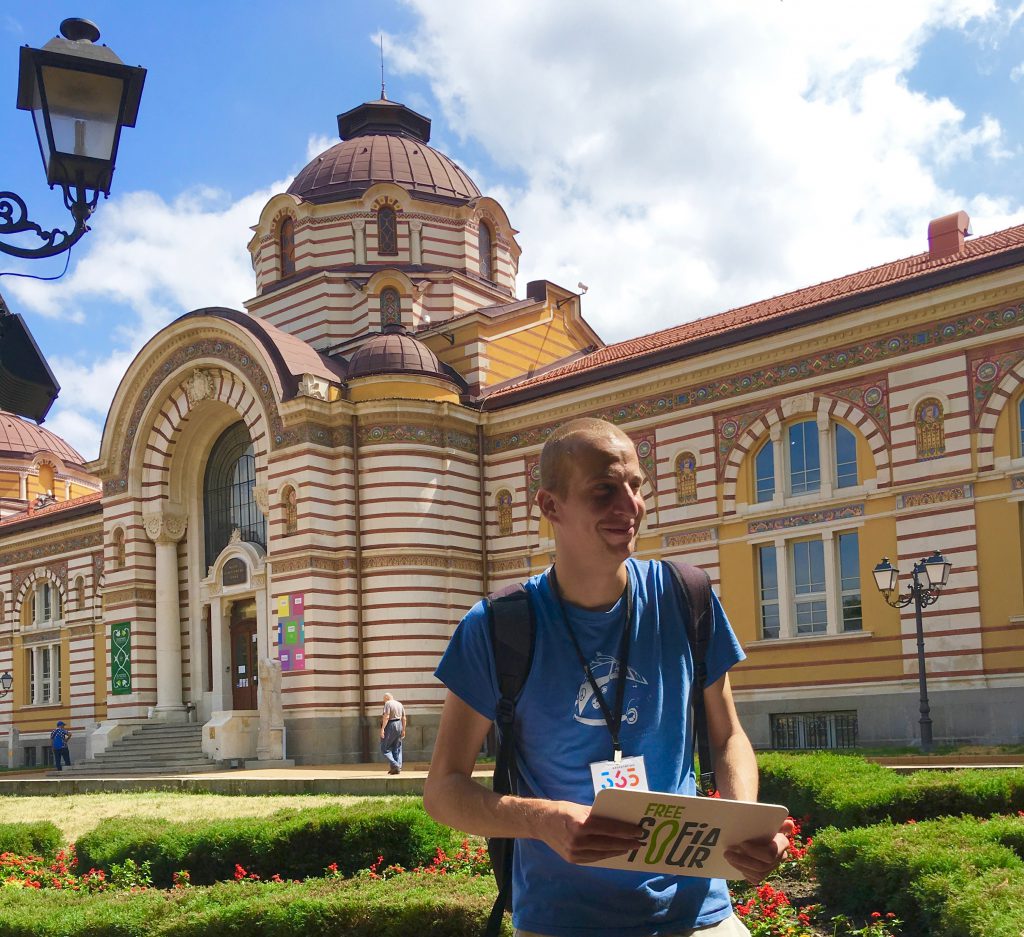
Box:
[812, 815, 1024, 935]
[757, 752, 1024, 830]
[0, 871, 508, 937]
[0, 822, 62, 859]
[75, 799, 464, 887]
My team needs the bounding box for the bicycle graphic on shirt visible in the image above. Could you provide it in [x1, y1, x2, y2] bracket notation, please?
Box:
[573, 655, 649, 727]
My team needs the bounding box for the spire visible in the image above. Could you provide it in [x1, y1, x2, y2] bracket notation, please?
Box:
[379, 34, 387, 101]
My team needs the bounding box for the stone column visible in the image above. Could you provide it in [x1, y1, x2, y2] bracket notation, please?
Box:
[409, 219, 423, 265]
[210, 598, 227, 710]
[352, 219, 366, 265]
[143, 509, 188, 721]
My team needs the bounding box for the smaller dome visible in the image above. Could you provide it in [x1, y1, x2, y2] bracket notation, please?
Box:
[345, 326, 454, 383]
[0, 410, 85, 464]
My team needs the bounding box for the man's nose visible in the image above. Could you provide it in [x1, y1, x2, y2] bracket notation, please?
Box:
[613, 484, 643, 515]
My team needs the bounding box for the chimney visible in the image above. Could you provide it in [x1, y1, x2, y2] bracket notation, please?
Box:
[927, 211, 970, 260]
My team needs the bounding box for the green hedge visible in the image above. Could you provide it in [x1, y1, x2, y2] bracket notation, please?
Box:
[75, 799, 465, 887]
[757, 752, 1024, 830]
[0, 822, 62, 859]
[812, 815, 1024, 936]
[0, 873, 510, 937]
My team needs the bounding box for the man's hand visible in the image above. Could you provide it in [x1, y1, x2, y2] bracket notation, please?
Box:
[723, 817, 795, 885]
[534, 800, 644, 865]
[379, 729, 385, 740]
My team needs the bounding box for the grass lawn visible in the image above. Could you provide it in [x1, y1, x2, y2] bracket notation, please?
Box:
[0, 792, 378, 841]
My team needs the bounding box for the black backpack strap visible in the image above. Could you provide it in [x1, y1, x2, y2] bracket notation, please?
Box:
[664, 560, 716, 795]
[484, 583, 535, 936]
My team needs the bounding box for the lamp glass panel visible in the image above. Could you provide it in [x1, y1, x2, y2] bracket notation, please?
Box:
[872, 563, 896, 593]
[40, 66, 122, 163]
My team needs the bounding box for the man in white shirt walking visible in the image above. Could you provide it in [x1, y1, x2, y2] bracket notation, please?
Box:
[380, 692, 406, 775]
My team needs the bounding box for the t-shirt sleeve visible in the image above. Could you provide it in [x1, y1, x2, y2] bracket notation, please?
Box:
[434, 599, 500, 721]
[704, 590, 746, 688]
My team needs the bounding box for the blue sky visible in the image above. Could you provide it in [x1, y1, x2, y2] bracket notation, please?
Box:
[2, 0, 1024, 459]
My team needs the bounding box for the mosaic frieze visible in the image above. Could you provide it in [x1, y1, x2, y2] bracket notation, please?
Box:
[272, 555, 352, 575]
[487, 302, 1024, 456]
[361, 553, 482, 573]
[626, 430, 658, 483]
[969, 346, 1024, 425]
[489, 556, 531, 574]
[357, 424, 478, 454]
[1011, 474, 1024, 490]
[896, 484, 973, 510]
[831, 377, 890, 438]
[716, 405, 769, 472]
[747, 503, 864, 535]
[103, 587, 156, 607]
[525, 455, 542, 505]
[0, 532, 102, 571]
[663, 528, 718, 548]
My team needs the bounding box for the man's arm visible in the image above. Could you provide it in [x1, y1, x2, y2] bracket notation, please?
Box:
[423, 690, 643, 864]
[380, 711, 387, 740]
[400, 711, 407, 739]
[703, 673, 793, 883]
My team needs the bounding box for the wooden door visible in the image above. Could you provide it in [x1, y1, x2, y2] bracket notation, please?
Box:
[230, 618, 258, 710]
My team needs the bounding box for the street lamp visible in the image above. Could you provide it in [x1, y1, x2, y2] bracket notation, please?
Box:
[2, 17, 146, 260]
[872, 550, 953, 753]
[0, 671, 12, 699]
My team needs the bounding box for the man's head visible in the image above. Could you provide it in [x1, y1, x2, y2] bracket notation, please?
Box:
[56, 721, 65, 727]
[383, 693, 393, 703]
[536, 418, 645, 566]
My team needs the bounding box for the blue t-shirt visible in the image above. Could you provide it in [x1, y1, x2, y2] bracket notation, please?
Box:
[435, 558, 746, 937]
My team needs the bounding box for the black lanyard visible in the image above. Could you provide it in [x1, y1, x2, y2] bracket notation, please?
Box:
[549, 566, 634, 762]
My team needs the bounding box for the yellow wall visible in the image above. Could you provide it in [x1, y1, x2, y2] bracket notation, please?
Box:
[0, 472, 20, 498]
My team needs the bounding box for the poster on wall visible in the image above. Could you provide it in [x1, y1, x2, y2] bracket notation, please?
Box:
[110, 622, 132, 695]
[274, 593, 305, 671]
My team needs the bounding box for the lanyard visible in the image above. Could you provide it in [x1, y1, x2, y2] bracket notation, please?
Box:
[549, 566, 634, 762]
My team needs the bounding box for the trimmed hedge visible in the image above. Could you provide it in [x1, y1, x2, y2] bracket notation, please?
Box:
[812, 814, 1024, 936]
[75, 799, 465, 887]
[757, 752, 1024, 830]
[0, 873, 510, 937]
[0, 822, 62, 859]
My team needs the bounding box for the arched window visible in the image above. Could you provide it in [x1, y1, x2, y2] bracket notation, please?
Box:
[279, 216, 296, 278]
[377, 205, 398, 256]
[37, 461, 55, 497]
[22, 579, 62, 627]
[675, 452, 697, 505]
[915, 399, 945, 460]
[496, 489, 513, 536]
[1017, 396, 1024, 457]
[755, 441, 775, 503]
[112, 529, 126, 570]
[834, 424, 858, 488]
[203, 422, 267, 566]
[478, 220, 493, 280]
[788, 420, 820, 495]
[380, 287, 402, 328]
[282, 485, 298, 535]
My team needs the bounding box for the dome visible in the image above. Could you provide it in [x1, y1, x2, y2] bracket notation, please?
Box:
[345, 326, 456, 383]
[287, 98, 480, 205]
[0, 410, 85, 464]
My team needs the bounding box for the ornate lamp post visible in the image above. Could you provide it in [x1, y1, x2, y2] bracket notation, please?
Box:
[0, 670, 12, 699]
[3, 17, 146, 260]
[872, 550, 953, 753]
[0, 18, 145, 422]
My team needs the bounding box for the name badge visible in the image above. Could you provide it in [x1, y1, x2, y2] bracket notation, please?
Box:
[590, 754, 649, 796]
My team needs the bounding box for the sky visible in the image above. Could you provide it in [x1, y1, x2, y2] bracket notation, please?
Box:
[2, 0, 1024, 460]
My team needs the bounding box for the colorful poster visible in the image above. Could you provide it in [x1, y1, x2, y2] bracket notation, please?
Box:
[273, 592, 305, 671]
[110, 622, 132, 695]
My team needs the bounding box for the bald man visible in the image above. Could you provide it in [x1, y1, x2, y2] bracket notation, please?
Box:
[425, 418, 790, 937]
[380, 692, 406, 775]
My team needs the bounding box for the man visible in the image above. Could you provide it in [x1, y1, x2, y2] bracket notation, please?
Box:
[380, 692, 406, 775]
[50, 720, 71, 771]
[425, 417, 791, 937]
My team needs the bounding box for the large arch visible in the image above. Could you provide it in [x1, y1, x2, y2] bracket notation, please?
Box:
[977, 358, 1024, 470]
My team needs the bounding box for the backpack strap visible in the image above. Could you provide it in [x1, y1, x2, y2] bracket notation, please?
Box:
[664, 560, 717, 795]
[485, 582, 535, 936]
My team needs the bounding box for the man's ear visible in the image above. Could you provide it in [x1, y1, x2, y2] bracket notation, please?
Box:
[536, 487, 560, 524]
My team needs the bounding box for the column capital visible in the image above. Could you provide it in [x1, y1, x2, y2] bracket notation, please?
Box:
[143, 509, 188, 543]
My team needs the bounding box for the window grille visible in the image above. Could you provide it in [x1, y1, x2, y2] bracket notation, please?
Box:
[377, 206, 398, 255]
[279, 217, 296, 277]
[203, 422, 267, 566]
[478, 221, 493, 280]
[770, 711, 858, 750]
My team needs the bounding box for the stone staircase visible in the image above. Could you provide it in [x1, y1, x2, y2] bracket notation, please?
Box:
[54, 723, 227, 776]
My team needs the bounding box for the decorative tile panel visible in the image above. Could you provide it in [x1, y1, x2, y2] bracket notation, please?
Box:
[357, 424, 478, 454]
[1012, 474, 1024, 491]
[747, 503, 864, 535]
[663, 527, 718, 548]
[896, 483, 974, 509]
[969, 347, 1024, 424]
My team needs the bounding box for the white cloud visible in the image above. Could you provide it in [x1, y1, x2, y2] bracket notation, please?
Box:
[306, 134, 335, 161]
[392, 0, 1020, 341]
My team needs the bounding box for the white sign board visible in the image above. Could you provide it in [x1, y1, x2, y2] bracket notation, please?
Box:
[586, 788, 789, 880]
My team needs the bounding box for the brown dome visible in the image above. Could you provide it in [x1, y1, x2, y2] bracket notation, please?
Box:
[287, 98, 480, 205]
[0, 410, 85, 464]
[346, 327, 455, 383]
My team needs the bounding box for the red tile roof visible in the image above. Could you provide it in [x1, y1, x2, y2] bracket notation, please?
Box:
[0, 491, 102, 528]
[484, 222, 1024, 402]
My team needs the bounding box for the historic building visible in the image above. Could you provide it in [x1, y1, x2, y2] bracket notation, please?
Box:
[1, 97, 1021, 769]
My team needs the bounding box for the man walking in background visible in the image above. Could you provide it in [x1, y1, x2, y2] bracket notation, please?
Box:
[380, 692, 406, 775]
[50, 720, 71, 771]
